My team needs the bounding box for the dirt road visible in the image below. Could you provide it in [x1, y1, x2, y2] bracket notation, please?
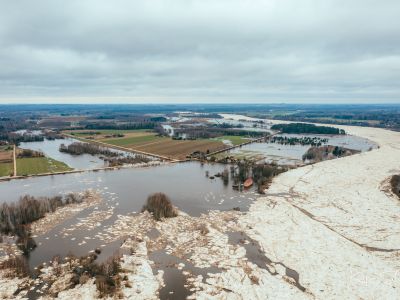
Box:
[13, 144, 16, 177]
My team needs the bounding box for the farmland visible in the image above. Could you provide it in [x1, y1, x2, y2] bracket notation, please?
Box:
[67, 129, 229, 160]
[16, 157, 72, 176]
[0, 146, 13, 177]
[102, 133, 160, 146]
[133, 139, 226, 160]
[0, 152, 12, 161]
[0, 162, 12, 177]
[67, 129, 152, 140]
[103, 135, 226, 160]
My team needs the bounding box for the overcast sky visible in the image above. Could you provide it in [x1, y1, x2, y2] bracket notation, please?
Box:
[0, 0, 399, 104]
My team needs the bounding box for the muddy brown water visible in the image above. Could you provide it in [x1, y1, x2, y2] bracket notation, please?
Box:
[227, 231, 306, 292]
[4, 132, 362, 298]
[149, 249, 221, 300]
[227, 133, 378, 165]
[0, 162, 257, 271]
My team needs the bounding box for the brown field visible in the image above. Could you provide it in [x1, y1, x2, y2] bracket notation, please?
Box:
[68, 129, 227, 160]
[0, 150, 13, 163]
[131, 138, 227, 160]
[66, 129, 154, 140]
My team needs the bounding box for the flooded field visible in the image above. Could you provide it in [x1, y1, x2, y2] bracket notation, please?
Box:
[0, 162, 257, 270]
[224, 134, 377, 165]
[19, 138, 150, 171]
[207, 118, 271, 133]
[278, 133, 378, 152]
[19, 138, 106, 170]
[1, 114, 382, 299]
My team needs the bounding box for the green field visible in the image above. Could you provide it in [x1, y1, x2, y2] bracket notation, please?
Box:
[68, 129, 151, 137]
[16, 157, 72, 176]
[101, 134, 160, 146]
[213, 135, 250, 146]
[0, 162, 13, 177]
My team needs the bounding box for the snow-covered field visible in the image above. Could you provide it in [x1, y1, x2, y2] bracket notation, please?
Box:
[240, 124, 400, 299]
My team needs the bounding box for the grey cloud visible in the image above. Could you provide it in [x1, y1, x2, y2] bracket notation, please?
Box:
[0, 0, 399, 103]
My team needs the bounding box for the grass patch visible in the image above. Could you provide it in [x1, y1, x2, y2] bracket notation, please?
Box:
[16, 157, 72, 175]
[0, 162, 13, 177]
[214, 135, 249, 146]
[101, 134, 160, 146]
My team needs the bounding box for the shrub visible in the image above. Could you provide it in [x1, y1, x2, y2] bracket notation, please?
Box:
[391, 175, 400, 198]
[0, 255, 30, 278]
[142, 193, 177, 221]
[197, 223, 209, 235]
[16, 234, 37, 255]
[17, 149, 44, 158]
[69, 252, 122, 298]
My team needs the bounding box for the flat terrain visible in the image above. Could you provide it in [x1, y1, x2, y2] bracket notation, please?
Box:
[0, 149, 12, 162]
[134, 139, 226, 160]
[16, 157, 72, 175]
[67, 129, 228, 160]
[104, 135, 226, 160]
[213, 135, 250, 146]
[67, 129, 152, 140]
[0, 146, 14, 176]
[102, 133, 160, 146]
[0, 162, 12, 177]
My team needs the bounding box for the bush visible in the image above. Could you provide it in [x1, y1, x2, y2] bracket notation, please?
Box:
[142, 193, 177, 221]
[0, 255, 30, 278]
[16, 234, 37, 255]
[18, 149, 44, 158]
[391, 175, 400, 198]
[69, 252, 122, 298]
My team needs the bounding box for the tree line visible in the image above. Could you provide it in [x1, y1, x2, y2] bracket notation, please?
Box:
[59, 142, 120, 157]
[0, 193, 85, 255]
[271, 123, 345, 135]
[0, 193, 84, 236]
[85, 122, 156, 130]
[270, 136, 328, 146]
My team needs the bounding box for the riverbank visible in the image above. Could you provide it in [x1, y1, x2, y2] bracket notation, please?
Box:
[0, 160, 168, 183]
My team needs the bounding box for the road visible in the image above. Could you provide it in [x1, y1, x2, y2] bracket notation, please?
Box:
[13, 144, 16, 177]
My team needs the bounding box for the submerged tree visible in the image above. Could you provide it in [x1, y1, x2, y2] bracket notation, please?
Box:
[142, 193, 177, 221]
